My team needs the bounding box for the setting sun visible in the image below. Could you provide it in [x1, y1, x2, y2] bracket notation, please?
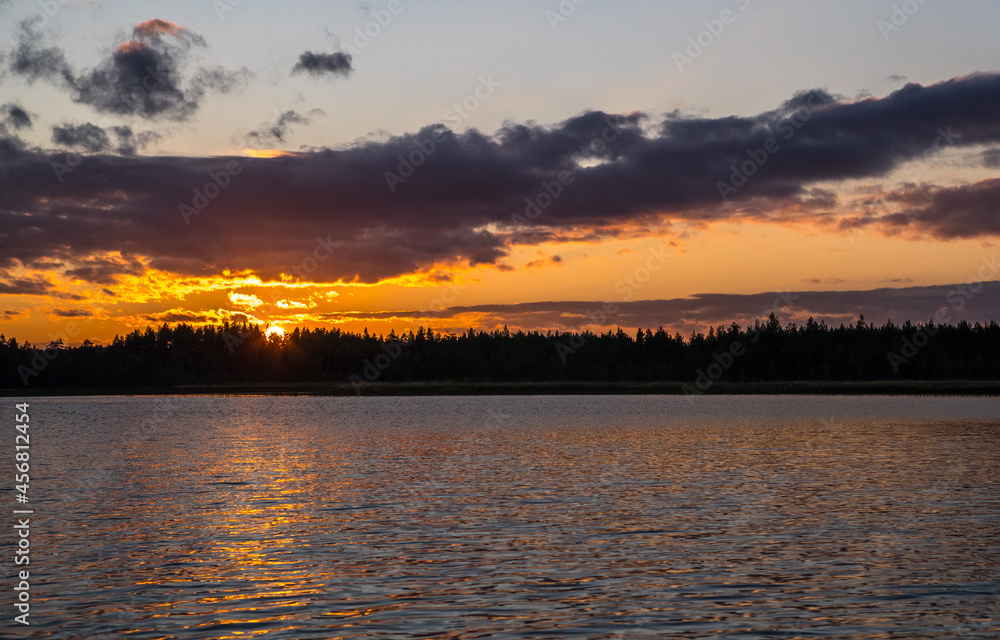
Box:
[265, 325, 285, 339]
[2, 3, 999, 638]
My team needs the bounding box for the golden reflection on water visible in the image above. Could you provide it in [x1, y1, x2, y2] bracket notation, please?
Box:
[21, 396, 1000, 639]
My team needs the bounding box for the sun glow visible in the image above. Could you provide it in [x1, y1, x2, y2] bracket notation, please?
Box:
[265, 325, 285, 339]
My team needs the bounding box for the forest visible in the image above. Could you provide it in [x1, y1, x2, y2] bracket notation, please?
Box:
[3, 313, 1000, 390]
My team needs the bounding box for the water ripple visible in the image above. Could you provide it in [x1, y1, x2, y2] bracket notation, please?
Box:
[5, 395, 999, 639]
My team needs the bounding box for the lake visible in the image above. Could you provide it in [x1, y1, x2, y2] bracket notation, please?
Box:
[5, 395, 999, 639]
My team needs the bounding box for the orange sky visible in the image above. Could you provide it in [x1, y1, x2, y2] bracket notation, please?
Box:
[2, 7, 1000, 345]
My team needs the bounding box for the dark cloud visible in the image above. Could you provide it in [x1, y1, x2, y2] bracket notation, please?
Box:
[244, 109, 324, 147]
[10, 18, 245, 120]
[321, 281, 1000, 336]
[9, 20, 75, 84]
[851, 179, 1000, 239]
[0, 103, 32, 151]
[1, 310, 23, 321]
[4, 104, 32, 130]
[51, 308, 93, 318]
[143, 310, 212, 323]
[52, 123, 112, 153]
[292, 51, 353, 78]
[981, 148, 1000, 168]
[0, 273, 85, 299]
[525, 255, 563, 269]
[110, 126, 162, 155]
[2, 73, 1000, 284]
[51, 123, 160, 155]
[64, 255, 145, 284]
[0, 275, 53, 295]
[804, 278, 847, 285]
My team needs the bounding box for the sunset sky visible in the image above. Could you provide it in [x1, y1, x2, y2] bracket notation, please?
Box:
[2, 0, 1000, 344]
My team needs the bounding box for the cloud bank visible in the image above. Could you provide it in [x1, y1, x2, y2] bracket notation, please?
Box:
[320, 281, 1000, 336]
[1, 73, 999, 285]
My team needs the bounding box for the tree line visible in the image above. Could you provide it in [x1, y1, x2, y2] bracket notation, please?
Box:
[2, 313, 999, 389]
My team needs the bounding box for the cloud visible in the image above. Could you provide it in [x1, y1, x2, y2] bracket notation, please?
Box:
[51, 123, 112, 153]
[0, 274, 53, 295]
[9, 20, 75, 84]
[142, 309, 214, 323]
[10, 18, 244, 120]
[64, 255, 145, 284]
[51, 308, 93, 318]
[0, 272, 85, 299]
[110, 126, 162, 155]
[3, 104, 32, 130]
[318, 281, 1000, 335]
[229, 291, 265, 309]
[0, 103, 32, 150]
[132, 19, 192, 41]
[291, 51, 353, 78]
[2, 73, 1000, 285]
[51, 123, 160, 155]
[524, 255, 563, 269]
[244, 109, 324, 147]
[847, 178, 1000, 239]
[804, 278, 847, 285]
[981, 149, 1000, 168]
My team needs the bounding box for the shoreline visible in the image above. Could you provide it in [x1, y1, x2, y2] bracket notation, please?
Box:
[4, 380, 1000, 397]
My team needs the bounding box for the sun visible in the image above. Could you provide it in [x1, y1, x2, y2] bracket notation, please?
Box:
[265, 325, 285, 339]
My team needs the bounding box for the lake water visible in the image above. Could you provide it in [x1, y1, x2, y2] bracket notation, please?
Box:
[4, 395, 999, 639]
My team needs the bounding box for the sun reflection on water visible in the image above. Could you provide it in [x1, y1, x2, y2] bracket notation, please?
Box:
[21, 395, 1000, 639]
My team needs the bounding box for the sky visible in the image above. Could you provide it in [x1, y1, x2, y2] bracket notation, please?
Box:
[1, 0, 1000, 344]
